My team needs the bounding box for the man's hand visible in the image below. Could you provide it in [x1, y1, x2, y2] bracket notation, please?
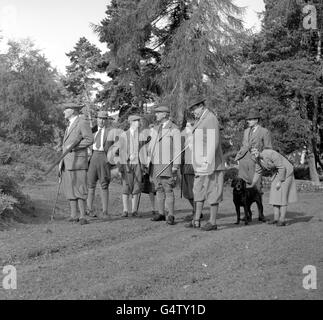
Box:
[172, 167, 178, 175]
[276, 181, 282, 190]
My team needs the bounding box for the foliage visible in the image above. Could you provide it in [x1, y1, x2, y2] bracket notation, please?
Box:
[0, 139, 59, 184]
[0, 39, 66, 145]
[94, 0, 246, 124]
[64, 37, 105, 121]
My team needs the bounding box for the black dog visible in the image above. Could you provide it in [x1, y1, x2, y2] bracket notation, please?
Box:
[231, 177, 265, 225]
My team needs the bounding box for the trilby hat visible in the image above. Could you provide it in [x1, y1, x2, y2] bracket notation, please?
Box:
[246, 109, 261, 120]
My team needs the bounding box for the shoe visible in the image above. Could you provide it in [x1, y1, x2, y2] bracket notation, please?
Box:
[185, 220, 200, 228]
[68, 217, 79, 223]
[166, 215, 175, 225]
[258, 216, 267, 223]
[131, 211, 139, 217]
[201, 222, 218, 231]
[79, 218, 89, 225]
[101, 212, 111, 221]
[277, 221, 287, 227]
[122, 211, 128, 218]
[184, 213, 204, 222]
[184, 214, 194, 222]
[268, 220, 278, 225]
[86, 209, 97, 217]
[151, 214, 166, 221]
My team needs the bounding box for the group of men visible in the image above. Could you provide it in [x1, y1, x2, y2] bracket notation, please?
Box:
[59, 96, 272, 230]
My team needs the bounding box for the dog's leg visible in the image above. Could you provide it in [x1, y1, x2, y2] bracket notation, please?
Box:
[235, 204, 240, 224]
[243, 205, 249, 225]
[256, 196, 266, 222]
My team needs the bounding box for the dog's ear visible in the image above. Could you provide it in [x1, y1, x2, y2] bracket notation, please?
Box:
[231, 178, 237, 188]
[241, 179, 246, 189]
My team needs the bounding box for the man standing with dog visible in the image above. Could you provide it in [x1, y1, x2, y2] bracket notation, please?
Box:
[186, 96, 225, 231]
[234, 109, 272, 222]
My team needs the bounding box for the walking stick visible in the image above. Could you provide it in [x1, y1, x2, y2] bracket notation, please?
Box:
[155, 110, 209, 178]
[51, 177, 62, 221]
[136, 192, 141, 213]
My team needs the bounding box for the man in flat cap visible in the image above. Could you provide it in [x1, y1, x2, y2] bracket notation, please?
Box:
[147, 104, 181, 225]
[185, 96, 225, 231]
[86, 110, 115, 219]
[118, 114, 143, 217]
[234, 109, 272, 222]
[59, 102, 94, 225]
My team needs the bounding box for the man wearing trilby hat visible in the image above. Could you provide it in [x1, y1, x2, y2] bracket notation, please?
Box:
[185, 95, 225, 231]
[234, 108, 272, 222]
[86, 110, 115, 219]
[59, 102, 93, 225]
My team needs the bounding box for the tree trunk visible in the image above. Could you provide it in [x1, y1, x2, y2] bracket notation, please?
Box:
[308, 152, 321, 185]
[317, 30, 322, 62]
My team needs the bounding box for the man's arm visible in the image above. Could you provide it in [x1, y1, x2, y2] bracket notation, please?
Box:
[262, 128, 272, 149]
[73, 118, 94, 150]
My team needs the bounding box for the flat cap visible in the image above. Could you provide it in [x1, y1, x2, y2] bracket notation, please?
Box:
[154, 105, 170, 113]
[128, 114, 142, 122]
[188, 95, 207, 110]
[246, 109, 261, 120]
[62, 102, 84, 111]
[97, 111, 109, 119]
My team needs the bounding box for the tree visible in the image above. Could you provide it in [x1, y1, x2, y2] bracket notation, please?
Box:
[93, 0, 246, 124]
[0, 39, 66, 145]
[233, 0, 323, 183]
[64, 37, 106, 125]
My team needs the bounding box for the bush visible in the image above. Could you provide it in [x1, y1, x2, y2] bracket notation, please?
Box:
[0, 140, 59, 184]
[294, 166, 310, 180]
[0, 168, 29, 216]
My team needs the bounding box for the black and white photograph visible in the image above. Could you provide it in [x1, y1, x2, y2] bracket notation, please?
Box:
[0, 0, 322, 304]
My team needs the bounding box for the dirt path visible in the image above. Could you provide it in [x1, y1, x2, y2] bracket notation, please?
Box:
[0, 180, 323, 300]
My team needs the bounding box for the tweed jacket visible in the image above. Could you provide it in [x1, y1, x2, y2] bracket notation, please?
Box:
[62, 115, 93, 171]
[235, 125, 272, 161]
[191, 109, 225, 176]
[255, 149, 294, 182]
[181, 125, 195, 175]
[149, 120, 181, 178]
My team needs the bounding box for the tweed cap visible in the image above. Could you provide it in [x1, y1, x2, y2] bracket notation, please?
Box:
[97, 111, 109, 119]
[62, 102, 84, 111]
[246, 109, 261, 120]
[128, 114, 142, 122]
[154, 105, 170, 113]
[188, 95, 207, 110]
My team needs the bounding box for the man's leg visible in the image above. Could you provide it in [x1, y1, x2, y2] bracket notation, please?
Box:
[122, 194, 129, 217]
[86, 188, 96, 216]
[131, 193, 140, 216]
[69, 200, 78, 221]
[201, 171, 223, 231]
[152, 179, 166, 221]
[100, 187, 109, 217]
[149, 192, 157, 213]
[78, 199, 88, 225]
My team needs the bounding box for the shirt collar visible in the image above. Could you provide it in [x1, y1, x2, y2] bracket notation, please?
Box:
[69, 115, 78, 125]
[162, 120, 169, 128]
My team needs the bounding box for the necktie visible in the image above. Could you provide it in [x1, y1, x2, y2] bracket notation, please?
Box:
[95, 128, 102, 149]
